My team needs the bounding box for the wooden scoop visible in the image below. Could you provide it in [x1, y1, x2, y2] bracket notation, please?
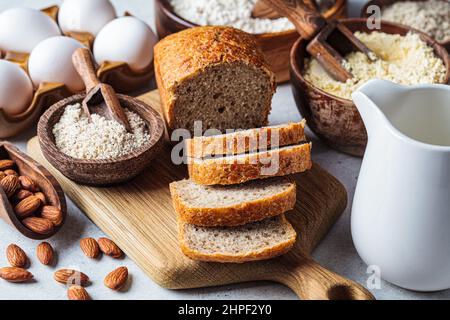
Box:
[72, 48, 131, 132]
[260, 0, 377, 82]
[252, 0, 319, 19]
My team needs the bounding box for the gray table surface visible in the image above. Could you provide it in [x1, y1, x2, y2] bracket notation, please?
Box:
[0, 0, 448, 300]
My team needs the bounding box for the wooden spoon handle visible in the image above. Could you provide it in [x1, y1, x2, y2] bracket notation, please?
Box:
[260, 0, 326, 39]
[252, 0, 319, 19]
[72, 48, 100, 93]
[278, 257, 375, 300]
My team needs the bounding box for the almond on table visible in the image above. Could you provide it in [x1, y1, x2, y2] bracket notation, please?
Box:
[104, 266, 128, 291]
[67, 285, 91, 300]
[0, 267, 33, 283]
[98, 237, 123, 258]
[6, 244, 28, 268]
[36, 242, 54, 265]
[80, 238, 100, 259]
[54, 269, 90, 286]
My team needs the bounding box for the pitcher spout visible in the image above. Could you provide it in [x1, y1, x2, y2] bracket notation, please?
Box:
[352, 79, 406, 136]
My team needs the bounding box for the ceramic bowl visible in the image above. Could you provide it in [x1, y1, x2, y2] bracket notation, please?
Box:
[290, 18, 450, 157]
[37, 94, 165, 186]
[361, 0, 450, 52]
[154, 0, 347, 83]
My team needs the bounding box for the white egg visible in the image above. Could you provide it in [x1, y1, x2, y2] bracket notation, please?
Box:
[58, 0, 116, 36]
[0, 60, 33, 116]
[28, 36, 85, 93]
[0, 7, 61, 53]
[94, 17, 157, 72]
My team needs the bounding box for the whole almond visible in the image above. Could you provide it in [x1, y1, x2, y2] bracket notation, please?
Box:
[0, 171, 6, 181]
[19, 176, 38, 192]
[13, 189, 33, 202]
[40, 206, 63, 226]
[6, 244, 28, 268]
[4, 169, 18, 177]
[14, 196, 42, 219]
[67, 285, 90, 300]
[36, 242, 54, 265]
[22, 217, 54, 235]
[80, 238, 100, 259]
[0, 175, 20, 198]
[0, 159, 14, 171]
[98, 238, 123, 258]
[0, 267, 33, 283]
[34, 192, 47, 205]
[54, 269, 89, 286]
[104, 266, 128, 291]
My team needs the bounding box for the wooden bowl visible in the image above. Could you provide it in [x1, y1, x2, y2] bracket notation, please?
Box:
[154, 0, 347, 83]
[361, 0, 450, 52]
[37, 95, 165, 186]
[0, 6, 155, 139]
[0, 141, 67, 239]
[290, 18, 450, 157]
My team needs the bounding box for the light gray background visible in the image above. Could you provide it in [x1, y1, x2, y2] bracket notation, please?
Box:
[0, 0, 448, 300]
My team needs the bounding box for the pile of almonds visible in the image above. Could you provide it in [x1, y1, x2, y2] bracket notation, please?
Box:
[0, 159, 63, 235]
[0, 237, 128, 300]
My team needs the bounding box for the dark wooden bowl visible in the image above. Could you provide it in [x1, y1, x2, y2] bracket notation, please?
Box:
[37, 95, 165, 186]
[361, 0, 450, 52]
[290, 18, 450, 157]
[154, 0, 347, 83]
[0, 141, 67, 239]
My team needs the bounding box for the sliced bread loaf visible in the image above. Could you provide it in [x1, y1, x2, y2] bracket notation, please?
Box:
[154, 26, 276, 135]
[170, 177, 296, 227]
[186, 121, 306, 158]
[188, 143, 312, 185]
[179, 214, 297, 263]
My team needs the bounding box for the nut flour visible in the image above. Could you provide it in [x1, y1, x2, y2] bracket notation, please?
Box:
[168, 0, 295, 34]
[382, 0, 450, 43]
[304, 32, 447, 100]
[53, 103, 150, 160]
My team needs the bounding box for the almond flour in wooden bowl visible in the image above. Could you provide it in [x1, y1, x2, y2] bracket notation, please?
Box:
[362, 0, 450, 51]
[382, 0, 450, 43]
[303, 31, 447, 100]
[38, 94, 165, 186]
[52, 103, 150, 160]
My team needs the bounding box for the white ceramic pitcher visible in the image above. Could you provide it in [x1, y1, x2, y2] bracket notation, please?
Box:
[351, 79, 450, 291]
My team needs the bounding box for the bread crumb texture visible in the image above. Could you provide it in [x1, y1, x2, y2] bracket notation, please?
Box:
[173, 178, 294, 208]
[182, 215, 296, 256]
[53, 103, 150, 160]
[304, 32, 447, 99]
[382, 0, 450, 43]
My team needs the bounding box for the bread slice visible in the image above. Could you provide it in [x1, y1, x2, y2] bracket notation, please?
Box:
[188, 143, 312, 185]
[170, 177, 296, 227]
[179, 214, 297, 263]
[154, 26, 276, 135]
[186, 121, 306, 158]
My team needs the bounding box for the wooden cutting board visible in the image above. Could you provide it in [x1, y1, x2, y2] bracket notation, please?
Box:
[27, 90, 374, 300]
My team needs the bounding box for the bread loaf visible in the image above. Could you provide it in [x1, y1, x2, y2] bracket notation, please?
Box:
[154, 26, 276, 135]
[170, 177, 296, 227]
